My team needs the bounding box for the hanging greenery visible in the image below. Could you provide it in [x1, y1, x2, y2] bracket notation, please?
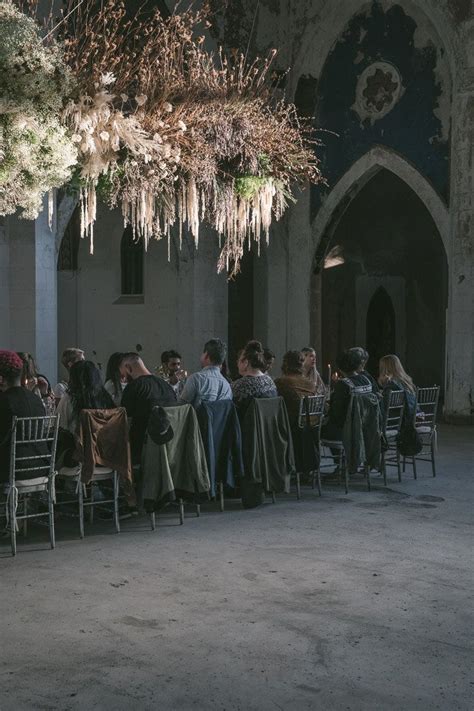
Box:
[0, 1, 77, 218]
[2, 0, 322, 275]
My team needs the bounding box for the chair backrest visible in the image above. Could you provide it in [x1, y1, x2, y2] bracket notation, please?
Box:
[241, 397, 295, 492]
[382, 389, 405, 434]
[78, 407, 131, 484]
[10, 415, 59, 485]
[197, 399, 243, 495]
[415, 386, 440, 428]
[297, 395, 326, 430]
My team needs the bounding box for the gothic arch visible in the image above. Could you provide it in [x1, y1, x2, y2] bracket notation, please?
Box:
[293, 0, 457, 88]
[311, 146, 450, 268]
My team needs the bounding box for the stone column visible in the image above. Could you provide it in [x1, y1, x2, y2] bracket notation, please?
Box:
[0, 218, 11, 346]
[445, 86, 474, 422]
[4, 197, 58, 384]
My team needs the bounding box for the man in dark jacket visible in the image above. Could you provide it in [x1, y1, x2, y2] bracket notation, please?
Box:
[0, 350, 47, 483]
[120, 352, 176, 464]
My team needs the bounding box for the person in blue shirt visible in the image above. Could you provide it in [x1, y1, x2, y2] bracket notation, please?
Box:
[180, 339, 232, 410]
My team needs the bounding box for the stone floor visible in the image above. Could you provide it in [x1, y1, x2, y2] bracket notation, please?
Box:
[1, 425, 473, 711]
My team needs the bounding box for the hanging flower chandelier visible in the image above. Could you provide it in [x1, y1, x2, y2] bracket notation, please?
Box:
[2, 0, 323, 275]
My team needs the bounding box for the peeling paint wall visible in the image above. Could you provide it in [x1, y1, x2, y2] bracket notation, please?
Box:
[224, 0, 473, 420]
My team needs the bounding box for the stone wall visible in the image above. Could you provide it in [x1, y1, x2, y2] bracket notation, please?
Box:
[57, 204, 228, 379]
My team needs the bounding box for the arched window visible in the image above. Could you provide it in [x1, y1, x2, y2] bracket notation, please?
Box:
[121, 226, 144, 295]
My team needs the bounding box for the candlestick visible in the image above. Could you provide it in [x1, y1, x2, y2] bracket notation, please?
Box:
[328, 363, 332, 394]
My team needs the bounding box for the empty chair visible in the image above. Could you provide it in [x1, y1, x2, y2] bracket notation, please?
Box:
[57, 407, 133, 537]
[240, 397, 295, 507]
[380, 389, 406, 484]
[142, 404, 210, 528]
[197, 400, 243, 512]
[321, 391, 381, 493]
[404, 386, 440, 478]
[296, 394, 326, 497]
[3, 415, 59, 556]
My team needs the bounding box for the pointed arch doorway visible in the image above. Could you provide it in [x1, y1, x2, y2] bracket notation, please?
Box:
[314, 167, 448, 388]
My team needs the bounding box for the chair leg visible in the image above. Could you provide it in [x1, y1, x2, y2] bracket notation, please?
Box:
[89, 483, 94, 523]
[179, 498, 184, 525]
[431, 438, 437, 477]
[296, 472, 301, 501]
[23, 496, 28, 537]
[150, 511, 156, 531]
[196, 503, 200, 517]
[412, 456, 417, 480]
[113, 473, 120, 533]
[317, 467, 322, 497]
[343, 455, 348, 495]
[366, 464, 371, 492]
[396, 449, 402, 483]
[271, 491, 276, 504]
[10, 494, 17, 557]
[381, 451, 387, 487]
[403, 456, 406, 473]
[48, 484, 55, 550]
[311, 470, 315, 490]
[219, 482, 224, 512]
[78, 480, 84, 539]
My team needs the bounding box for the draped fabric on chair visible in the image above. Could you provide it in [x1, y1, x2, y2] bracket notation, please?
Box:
[240, 397, 295, 507]
[197, 400, 243, 500]
[141, 404, 210, 512]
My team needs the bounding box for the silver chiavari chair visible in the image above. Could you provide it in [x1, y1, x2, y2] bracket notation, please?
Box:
[403, 386, 441, 478]
[297, 395, 326, 497]
[380, 390, 406, 484]
[3, 415, 59, 556]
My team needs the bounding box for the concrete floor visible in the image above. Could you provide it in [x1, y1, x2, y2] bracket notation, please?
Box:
[1, 425, 473, 711]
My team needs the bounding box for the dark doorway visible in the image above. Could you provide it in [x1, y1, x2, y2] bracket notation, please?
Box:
[318, 169, 448, 391]
[366, 287, 396, 376]
[228, 249, 254, 379]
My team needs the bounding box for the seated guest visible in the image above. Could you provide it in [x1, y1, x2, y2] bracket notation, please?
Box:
[161, 350, 187, 397]
[37, 373, 56, 418]
[57, 360, 114, 436]
[180, 339, 232, 410]
[104, 352, 127, 406]
[0, 350, 48, 483]
[17, 352, 39, 393]
[349, 346, 379, 392]
[156, 350, 170, 379]
[120, 352, 176, 464]
[263, 348, 276, 374]
[17, 351, 55, 416]
[274, 350, 317, 427]
[378, 354, 416, 421]
[232, 340, 277, 416]
[53, 347, 85, 403]
[321, 348, 379, 442]
[301, 347, 326, 395]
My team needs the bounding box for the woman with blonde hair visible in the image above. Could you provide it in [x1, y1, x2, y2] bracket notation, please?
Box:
[378, 355, 415, 393]
[378, 354, 416, 419]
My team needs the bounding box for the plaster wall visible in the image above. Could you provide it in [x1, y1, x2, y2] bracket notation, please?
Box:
[57, 204, 228, 377]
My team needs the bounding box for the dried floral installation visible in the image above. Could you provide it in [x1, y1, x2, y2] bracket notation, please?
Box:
[2, 0, 322, 275]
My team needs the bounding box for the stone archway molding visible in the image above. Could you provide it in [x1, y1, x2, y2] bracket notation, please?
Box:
[311, 146, 450, 260]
